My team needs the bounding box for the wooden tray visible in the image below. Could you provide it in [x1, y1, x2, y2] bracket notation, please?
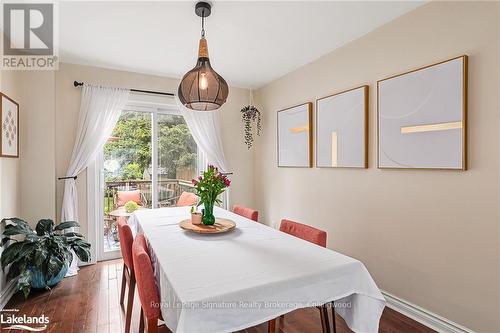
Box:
[179, 218, 236, 234]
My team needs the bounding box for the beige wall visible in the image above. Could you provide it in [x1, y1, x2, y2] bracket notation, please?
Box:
[55, 63, 253, 239]
[18, 71, 56, 223]
[0, 70, 56, 225]
[254, 2, 499, 332]
[0, 71, 21, 220]
[0, 70, 22, 303]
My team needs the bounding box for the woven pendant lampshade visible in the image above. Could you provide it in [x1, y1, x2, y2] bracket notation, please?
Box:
[178, 2, 229, 111]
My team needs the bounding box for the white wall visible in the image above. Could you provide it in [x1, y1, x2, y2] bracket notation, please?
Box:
[254, 2, 499, 332]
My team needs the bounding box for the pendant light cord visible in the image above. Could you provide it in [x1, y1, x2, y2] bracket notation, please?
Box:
[201, 10, 206, 38]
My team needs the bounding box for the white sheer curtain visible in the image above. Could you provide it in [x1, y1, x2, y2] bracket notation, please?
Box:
[176, 97, 230, 207]
[61, 84, 129, 275]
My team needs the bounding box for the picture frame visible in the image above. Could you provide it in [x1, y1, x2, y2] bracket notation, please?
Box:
[316, 85, 368, 168]
[1, 92, 19, 158]
[277, 102, 313, 168]
[377, 55, 467, 170]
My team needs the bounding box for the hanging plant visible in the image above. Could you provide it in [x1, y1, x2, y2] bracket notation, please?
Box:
[241, 105, 261, 149]
[241, 91, 261, 149]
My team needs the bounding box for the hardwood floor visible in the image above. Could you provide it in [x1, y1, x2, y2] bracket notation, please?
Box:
[4, 260, 436, 333]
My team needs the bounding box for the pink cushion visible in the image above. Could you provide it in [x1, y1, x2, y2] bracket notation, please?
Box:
[177, 192, 198, 207]
[132, 234, 161, 320]
[117, 190, 142, 207]
[117, 218, 134, 270]
[279, 219, 327, 247]
[233, 205, 259, 222]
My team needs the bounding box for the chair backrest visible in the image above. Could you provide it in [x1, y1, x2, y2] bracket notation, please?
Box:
[233, 205, 259, 222]
[279, 219, 327, 247]
[116, 190, 142, 207]
[117, 217, 134, 270]
[132, 234, 161, 320]
[177, 192, 198, 207]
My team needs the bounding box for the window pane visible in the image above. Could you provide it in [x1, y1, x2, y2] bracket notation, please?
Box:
[157, 113, 197, 207]
[103, 111, 152, 252]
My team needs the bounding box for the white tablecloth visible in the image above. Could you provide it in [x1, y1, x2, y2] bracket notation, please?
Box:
[128, 206, 385, 333]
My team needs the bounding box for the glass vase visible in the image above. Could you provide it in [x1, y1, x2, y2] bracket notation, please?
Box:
[202, 201, 216, 225]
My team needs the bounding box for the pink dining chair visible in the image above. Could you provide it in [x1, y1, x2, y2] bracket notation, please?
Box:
[132, 234, 164, 333]
[232, 205, 259, 222]
[279, 219, 327, 247]
[117, 218, 135, 333]
[273, 219, 332, 333]
[176, 191, 198, 207]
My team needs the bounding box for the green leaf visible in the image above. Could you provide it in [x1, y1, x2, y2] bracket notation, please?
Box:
[1, 217, 29, 227]
[62, 232, 83, 238]
[1, 236, 14, 247]
[3, 223, 35, 237]
[1, 242, 24, 269]
[36, 219, 55, 236]
[33, 248, 47, 267]
[54, 221, 80, 231]
[6, 260, 26, 282]
[16, 242, 36, 259]
[17, 270, 32, 299]
[46, 256, 63, 280]
[73, 246, 91, 263]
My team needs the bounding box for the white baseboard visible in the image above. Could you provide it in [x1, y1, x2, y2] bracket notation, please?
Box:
[382, 290, 476, 333]
[0, 279, 17, 310]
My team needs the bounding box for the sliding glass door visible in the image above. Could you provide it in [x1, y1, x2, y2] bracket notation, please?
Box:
[97, 107, 197, 261]
[157, 113, 198, 207]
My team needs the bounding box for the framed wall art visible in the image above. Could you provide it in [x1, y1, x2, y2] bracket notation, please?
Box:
[277, 102, 312, 167]
[377, 55, 467, 170]
[1, 93, 19, 158]
[316, 85, 368, 168]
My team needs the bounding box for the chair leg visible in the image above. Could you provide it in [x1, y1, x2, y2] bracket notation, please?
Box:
[323, 306, 331, 333]
[139, 308, 145, 333]
[146, 317, 158, 333]
[317, 306, 331, 333]
[268, 318, 277, 333]
[331, 302, 337, 333]
[119, 264, 127, 306]
[124, 278, 135, 333]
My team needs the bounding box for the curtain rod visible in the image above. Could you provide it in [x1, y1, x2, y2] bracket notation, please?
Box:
[73, 81, 175, 97]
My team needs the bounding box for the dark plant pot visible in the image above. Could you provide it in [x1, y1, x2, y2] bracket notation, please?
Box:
[29, 264, 68, 289]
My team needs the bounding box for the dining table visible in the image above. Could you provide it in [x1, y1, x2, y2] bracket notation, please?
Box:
[128, 206, 386, 333]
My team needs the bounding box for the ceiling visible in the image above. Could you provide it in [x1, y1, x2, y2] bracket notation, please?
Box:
[59, 1, 425, 89]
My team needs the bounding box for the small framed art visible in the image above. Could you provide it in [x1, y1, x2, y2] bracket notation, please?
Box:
[1, 93, 19, 158]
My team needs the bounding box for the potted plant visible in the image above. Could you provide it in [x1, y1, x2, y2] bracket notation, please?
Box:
[1, 218, 91, 298]
[190, 206, 202, 225]
[240, 104, 261, 149]
[191, 165, 231, 225]
[124, 200, 139, 213]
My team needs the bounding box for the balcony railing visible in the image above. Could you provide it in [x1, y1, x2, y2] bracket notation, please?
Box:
[103, 179, 196, 252]
[104, 179, 196, 212]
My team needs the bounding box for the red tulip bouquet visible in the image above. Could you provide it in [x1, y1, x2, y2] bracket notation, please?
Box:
[192, 165, 231, 225]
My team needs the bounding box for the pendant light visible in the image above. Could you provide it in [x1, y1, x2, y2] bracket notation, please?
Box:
[178, 2, 229, 111]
